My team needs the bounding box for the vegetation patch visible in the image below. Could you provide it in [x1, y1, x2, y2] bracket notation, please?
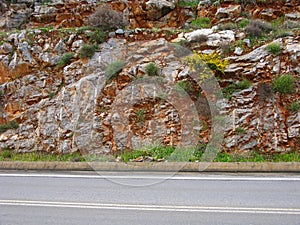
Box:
[215, 151, 300, 162]
[0, 150, 85, 162]
[272, 74, 295, 95]
[136, 109, 146, 123]
[0, 120, 19, 133]
[218, 22, 237, 30]
[222, 79, 252, 100]
[87, 30, 108, 44]
[79, 44, 97, 59]
[185, 52, 229, 76]
[265, 42, 282, 56]
[105, 60, 126, 81]
[245, 19, 272, 38]
[190, 17, 211, 29]
[57, 52, 73, 68]
[118, 145, 175, 162]
[288, 102, 300, 113]
[178, 0, 199, 8]
[238, 19, 250, 28]
[175, 80, 194, 96]
[145, 62, 159, 76]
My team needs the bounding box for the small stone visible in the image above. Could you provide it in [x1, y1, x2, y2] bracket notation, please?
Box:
[243, 39, 251, 47]
[0, 43, 13, 54]
[72, 40, 84, 48]
[115, 29, 124, 35]
[234, 47, 243, 56]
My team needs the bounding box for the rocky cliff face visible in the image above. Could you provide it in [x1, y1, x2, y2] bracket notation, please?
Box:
[0, 0, 299, 156]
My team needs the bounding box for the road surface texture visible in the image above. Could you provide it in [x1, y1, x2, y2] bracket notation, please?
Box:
[0, 171, 300, 225]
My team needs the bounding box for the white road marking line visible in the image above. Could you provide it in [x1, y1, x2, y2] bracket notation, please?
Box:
[0, 173, 300, 181]
[0, 200, 300, 214]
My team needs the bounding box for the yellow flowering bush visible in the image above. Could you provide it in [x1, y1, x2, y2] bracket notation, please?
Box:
[185, 51, 229, 75]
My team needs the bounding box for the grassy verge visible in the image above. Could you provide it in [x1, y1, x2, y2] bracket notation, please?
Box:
[116, 147, 300, 163]
[0, 150, 85, 162]
[0, 148, 299, 162]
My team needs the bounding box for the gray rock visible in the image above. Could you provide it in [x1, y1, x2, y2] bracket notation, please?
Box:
[18, 41, 34, 63]
[234, 47, 243, 56]
[0, 43, 13, 54]
[241, 140, 258, 150]
[185, 29, 213, 42]
[198, 0, 211, 7]
[286, 43, 300, 54]
[145, 0, 176, 20]
[115, 29, 124, 35]
[215, 5, 241, 19]
[34, 6, 57, 14]
[54, 39, 66, 54]
[72, 40, 84, 49]
[237, 43, 269, 62]
[285, 12, 300, 21]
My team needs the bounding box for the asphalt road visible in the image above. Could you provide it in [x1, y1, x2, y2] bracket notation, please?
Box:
[0, 171, 300, 225]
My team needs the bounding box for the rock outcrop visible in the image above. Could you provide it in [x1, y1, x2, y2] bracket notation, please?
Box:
[0, 0, 299, 156]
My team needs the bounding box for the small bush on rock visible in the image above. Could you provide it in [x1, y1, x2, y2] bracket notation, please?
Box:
[245, 19, 272, 38]
[87, 30, 108, 44]
[105, 60, 126, 81]
[57, 52, 73, 68]
[89, 4, 128, 30]
[145, 62, 159, 76]
[0, 120, 19, 133]
[185, 52, 229, 75]
[79, 44, 97, 59]
[265, 42, 282, 56]
[288, 102, 300, 113]
[272, 74, 295, 95]
[222, 78, 252, 100]
[190, 17, 211, 29]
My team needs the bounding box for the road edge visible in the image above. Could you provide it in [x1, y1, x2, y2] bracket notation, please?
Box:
[0, 161, 300, 172]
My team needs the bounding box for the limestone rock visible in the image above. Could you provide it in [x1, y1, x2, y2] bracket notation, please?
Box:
[215, 5, 241, 19]
[145, 0, 176, 20]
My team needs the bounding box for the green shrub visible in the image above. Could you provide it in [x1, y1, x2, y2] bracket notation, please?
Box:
[222, 78, 251, 100]
[265, 43, 282, 56]
[236, 78, 252, 89]
[87, 30, 108, 44]
[272, 74, 295, 94]
[0, 120, 19, 133]
[57, 52, 73, 68]
[175, 80, 194, 96]
[136, 109, 146, 123]
[88, 4, 128, 30]
[145, 62, 159, 76]
[236, 127, 246, 134]
[178, 0, 199, 7]
[105, 60, 126, 81]
[79, 44, 97, 59]
[238, 19, 250, 28]
[191, 17, 211, 29]
[2, 149, 12, 158]
[288, 102, 300, 113]
[218, 22, 237, 30]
